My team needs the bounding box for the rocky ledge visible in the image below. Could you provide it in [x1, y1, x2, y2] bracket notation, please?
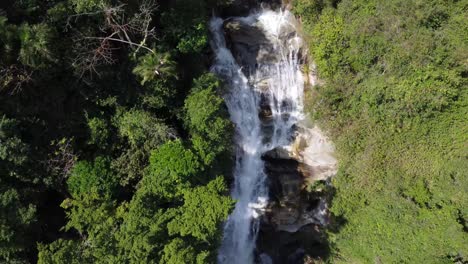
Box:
[256, 124, 337, 263]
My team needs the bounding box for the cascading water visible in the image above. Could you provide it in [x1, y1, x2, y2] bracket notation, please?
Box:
[210, 9, 305, 264]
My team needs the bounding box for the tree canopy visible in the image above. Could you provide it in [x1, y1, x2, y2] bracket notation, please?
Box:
[0, 0, 234, 263]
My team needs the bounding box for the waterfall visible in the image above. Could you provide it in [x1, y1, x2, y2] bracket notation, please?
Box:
[210, 9, 305, 264]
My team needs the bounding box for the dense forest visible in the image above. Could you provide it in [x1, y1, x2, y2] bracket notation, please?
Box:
[293, 0, 467, 263]
[0, 0, 235, 263]
[1, 0, 467, 263]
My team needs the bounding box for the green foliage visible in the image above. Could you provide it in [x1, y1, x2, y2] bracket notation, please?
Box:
[184, 73, 232, 165]
[160, 0, 209, 54]
[61, 193, 116, 239]
[112, 108, 173, 184]
[0, 185, 37, 263]
[86, 116, 109, 146]
[0, 0, 233, 262]
[310, 8, 348, 79]
[111, 147, 148, 186]
[133, 52, 177, 85]
[292, 0, 324, 25]
[0, 115, 29, 179]
[0, 16, 18, 64]
[114, 200, 175, 262]
[176, 22, 208, 54]
[149, 140, 201, 178]
[18, 23, 56, 68]
[70, 0, 107, 13]
[167, 176, 234, 242]
[67, 157, 118, 198]
[0, 115, 39, 262]
[114, 108, 171, 148]
[184, 75, 226, 136]
[145, 140, 201, 200]
[159, 238, 209, 264]
[37, 239, 89, 264]
[301, 0, 468, 262]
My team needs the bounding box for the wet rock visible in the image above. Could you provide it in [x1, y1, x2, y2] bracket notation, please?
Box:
[258, 93, 274, 123]
[258, 126, 336, 263]
[255, 78, 272, 92]
[224, 17, 284, 73]
[263, 147, 292, 160]
[259, 107, 273, 121]
[256, 224, 329, 264]
[261, 123, 274, 145]
[225, 19, 269, 46]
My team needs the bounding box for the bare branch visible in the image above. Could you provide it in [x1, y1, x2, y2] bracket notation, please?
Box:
[84, 36, 155, 53]
[0, 65, 34, 95]
[45, 138, 78, 185]
[69, 1, 158, 78]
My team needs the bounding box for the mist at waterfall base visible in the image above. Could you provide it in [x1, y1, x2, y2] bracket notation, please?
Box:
[210, 9, 305, 264]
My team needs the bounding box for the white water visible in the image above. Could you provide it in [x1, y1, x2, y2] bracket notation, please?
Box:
[210, 9, 304, 264]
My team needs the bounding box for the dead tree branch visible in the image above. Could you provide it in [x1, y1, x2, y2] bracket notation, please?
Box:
[0, 65, 34, 95]
[69, 0, 158, 77]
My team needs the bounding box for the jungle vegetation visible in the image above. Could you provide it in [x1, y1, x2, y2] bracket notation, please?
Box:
[0, 0, 234, 263]
[293, 0, 467, 263]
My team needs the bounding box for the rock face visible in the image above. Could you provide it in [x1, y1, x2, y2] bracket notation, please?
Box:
[224, 18, 277, 75]
[258, 125, 336, 263]
[223, 9, 302, 76]
[261, 125, 337, 230]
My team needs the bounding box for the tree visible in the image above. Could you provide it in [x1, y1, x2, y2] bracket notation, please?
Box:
[86, 116, 109, 147]
[114, 108, 174, 148]
[112, 108, 174, 185]
[144, 140, 201, 200]
[0, 16, 18, 64]
[69, 1, 158, 77]
[159, 238, 209, 264]
[167, 176, 234, 242]
[0, 184, 37, 263]
[133, 52, 177, 85]
[67, 156, 118, 199]
[37, 239, 90, 264]
[45, 138, 78, 188]
[0, 115, 29, 181]
[114, 196, 176, 263]
[18, 23, 56, 69]
[184, 73, 232, 166]
[160, 0, 209, 54]
[70, 0, 108, 13]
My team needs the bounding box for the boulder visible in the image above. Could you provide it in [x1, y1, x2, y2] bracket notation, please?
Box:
[263, 147, 293, 160]
[224, 19, 269, 46]
[224, 18, 282, 72]
[263, 156, 301, 200]
[256, 122, 336, 264]
[256, 224, 328, 264]
[258, 94, 273, 122]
